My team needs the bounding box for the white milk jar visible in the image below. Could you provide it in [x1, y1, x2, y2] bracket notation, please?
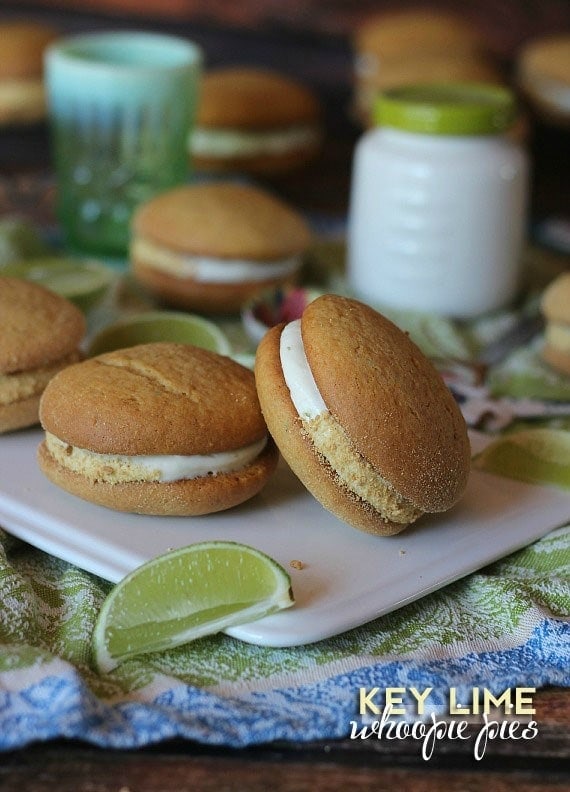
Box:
[348, 84, 529, 318]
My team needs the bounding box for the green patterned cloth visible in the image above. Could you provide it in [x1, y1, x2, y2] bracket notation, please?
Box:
[0, 521, 568, 748]
[1, 237, 569, 750]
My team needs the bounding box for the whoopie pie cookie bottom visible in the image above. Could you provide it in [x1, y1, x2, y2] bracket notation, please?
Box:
[37, 437, 279, 516]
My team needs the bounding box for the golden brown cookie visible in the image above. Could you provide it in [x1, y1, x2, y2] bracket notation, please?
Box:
[255, 295, 470, 536]
[38, 342, 278, 515]
[0, 21, 58, 125]
[130, 182, 312, 315]
[541, 273, 570, 374]
[0, 277, 85, 433]
[352, 10, 500, 126]
[354, 10, 487, 62]
[517, 34, 570, 126]
[354, 53, 503, 126]
[189, 67, 322, 174]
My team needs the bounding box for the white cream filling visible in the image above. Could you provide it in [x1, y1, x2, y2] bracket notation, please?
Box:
[354, 52, 380, 79]
[521, 71, 570, 114]
[189, 124, 321, 159]
[280, 319, 327, 420]
[48, 433, 267, 483]
[0, 79, 44, 110]
[0, 352, 80, 406]
[279, 320, 421, 524]
[131, 236, 301, 284]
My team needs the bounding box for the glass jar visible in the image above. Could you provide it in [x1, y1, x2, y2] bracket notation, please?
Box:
[347, 83, 529, 318]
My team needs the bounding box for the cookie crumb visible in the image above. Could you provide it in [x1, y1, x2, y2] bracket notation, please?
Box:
[290, 559, 304, 570]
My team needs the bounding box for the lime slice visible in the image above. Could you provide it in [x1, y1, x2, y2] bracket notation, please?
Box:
[2, 257, 116, 312]
[0, 217, 52, 265]
[93, 541, 294, 673]
[88, 310, 231, 357]
[473, 428, 570, 489]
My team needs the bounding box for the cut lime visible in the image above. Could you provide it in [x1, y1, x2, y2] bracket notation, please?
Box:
[2, 256, 116, 312]
[473, 428, 570, 489]
[0, 217, 52, 265]
[88, 310, 232, 357]
[92, 541, 294, 673]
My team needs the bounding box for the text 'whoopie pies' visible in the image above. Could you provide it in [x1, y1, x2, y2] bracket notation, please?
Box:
[255, 294, 471, 536]
[38, 342, 278, 515]
[1, 276, 86, 434]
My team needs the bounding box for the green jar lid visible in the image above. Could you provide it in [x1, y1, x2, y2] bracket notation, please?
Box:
[374, 83, 517, 135]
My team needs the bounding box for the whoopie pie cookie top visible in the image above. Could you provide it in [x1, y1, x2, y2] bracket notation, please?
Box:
[39, 342, 267, 456]
[132, 182, 312, 261]
[0, 22, 58, 81]
[541, 273, 570, 324]
[354, 9, 485, 60]
[1, 277, 86, 374]
[196, 67, 320, 130]
[300, 295, 470, 513]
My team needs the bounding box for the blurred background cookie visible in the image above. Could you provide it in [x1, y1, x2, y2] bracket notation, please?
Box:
[130, 182, 312, 315]
[38, 342, 278, 515]
[0, 276, 85, 434]
[517, 34, 570, 127]
[255, 294, 470, 536]
[541, 273, 570, 374]
[352, 9, 501, 127]
[0, 21, 58, 126]
[189, 67, 322, 174]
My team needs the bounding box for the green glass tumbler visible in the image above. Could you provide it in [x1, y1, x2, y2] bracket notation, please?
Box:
[45, 31, 202, 257]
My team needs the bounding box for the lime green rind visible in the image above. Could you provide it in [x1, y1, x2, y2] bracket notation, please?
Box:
[1, 257, 116, 312]
[98, 599, 287, 670]
[0, 218, 53, 265]
[88, 311, 232, 357]
[489, 372, 570, 401]
[487, 344, 570, 401]
[372, 304, 474, 360]
[473, 429, 570, 488]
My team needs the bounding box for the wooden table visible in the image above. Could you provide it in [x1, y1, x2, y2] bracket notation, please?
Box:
[1, 4, 569, 788]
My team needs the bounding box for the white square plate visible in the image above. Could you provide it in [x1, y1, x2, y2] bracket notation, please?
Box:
[1, 429, 569, 646]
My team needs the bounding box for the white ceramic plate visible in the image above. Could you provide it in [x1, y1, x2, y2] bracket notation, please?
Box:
[1, 429, 569, 647]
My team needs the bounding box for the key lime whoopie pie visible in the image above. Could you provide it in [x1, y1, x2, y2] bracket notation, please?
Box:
[255, 295, 470, 536]
[38, 342, 278, 515]
[0, 21, 58, 125]
[352, 10, 498, 126]
[130, 182, 312, 315]
[0, 276, 86, 434]
[540, 273, 570, 375]
[189, 67, 322, 174]
[518, 34, 570, 125]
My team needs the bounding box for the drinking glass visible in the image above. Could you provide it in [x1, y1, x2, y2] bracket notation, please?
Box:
[45, 31, 202, 257]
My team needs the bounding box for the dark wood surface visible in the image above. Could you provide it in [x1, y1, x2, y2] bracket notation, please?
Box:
[0, 688, 569, 790]
[0, 3, 569, 788]
[16, 0, 570, 60]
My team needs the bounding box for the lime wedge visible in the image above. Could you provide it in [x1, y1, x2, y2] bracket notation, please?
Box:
[92, 541, 294, 673]
[473, 428, 570, 489]
[0, 217, 52, 265]
[88, 310, 231, 357]
[2, 257, 116, 312]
